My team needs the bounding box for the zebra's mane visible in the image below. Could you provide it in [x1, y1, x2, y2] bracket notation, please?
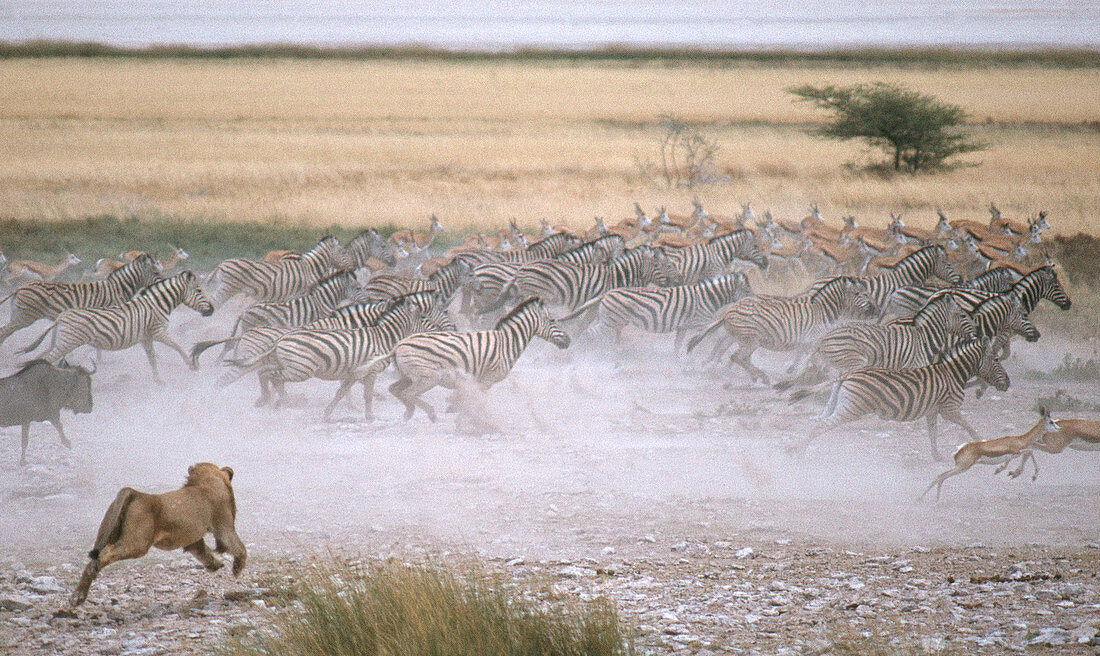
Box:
[106, 253, 155, 280]
[808, 275, 858, 301]
[134, 270, 191, 297]
[894, 244, 943, 269]
[495, 297, 541, 329]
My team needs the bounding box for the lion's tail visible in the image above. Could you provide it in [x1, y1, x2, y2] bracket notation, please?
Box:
[89, 487, 137, 560]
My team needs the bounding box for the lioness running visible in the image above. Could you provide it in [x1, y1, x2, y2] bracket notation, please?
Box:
[70, 462, 246, 606]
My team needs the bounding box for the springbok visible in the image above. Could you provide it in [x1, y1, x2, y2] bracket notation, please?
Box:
[921, 407, 1058, 501]
[5, 253, 82, 283]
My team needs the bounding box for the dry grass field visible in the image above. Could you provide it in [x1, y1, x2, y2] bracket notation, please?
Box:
[0, 58, 1097, 235]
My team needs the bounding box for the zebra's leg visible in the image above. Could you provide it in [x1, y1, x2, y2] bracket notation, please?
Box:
[323, 380, 357, 421]
[0, 312, 35, 347]
[140, 339, 163, 384]
[940, 407, 981, 442]
[20, 424, 30, 466]
[785, 349, 807, 374]
[730, 343, 769, 385]
[673, 328, 687, 355]
[360, 373, 378, 421]
[48, 417, 72, 449]
[388, 377, 415, 419]
[271, 380, 288, 409]
[926, 414, 943, 462]
[253, 373, 272, 407]
[152, 332, 197, 371]
[392, 376, 439, 422]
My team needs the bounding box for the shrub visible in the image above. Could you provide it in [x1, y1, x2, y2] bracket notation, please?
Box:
[788, 82, 985, 173]
[635, 115, 728, 189]
[223, 559, 635, 656]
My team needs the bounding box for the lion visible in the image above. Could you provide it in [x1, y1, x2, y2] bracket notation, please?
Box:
[69, 462, 246, 607]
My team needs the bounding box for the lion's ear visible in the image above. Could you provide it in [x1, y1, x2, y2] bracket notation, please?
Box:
[188, 464, 197, 477]
[221, 466, 234, 481]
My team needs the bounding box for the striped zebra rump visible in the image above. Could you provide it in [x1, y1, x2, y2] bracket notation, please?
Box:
[359, 274, 435, 303]
[234, 270, 357, 335]
[794, 338, 1010, 459]
[593, 272, 752, 335]
[209, 236, 348, 304]
[828, 338, 1008, 423]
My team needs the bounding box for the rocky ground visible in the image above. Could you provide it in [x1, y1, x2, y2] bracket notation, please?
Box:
[1, 538, 1099, 655]
[0, 310, 1098, 654]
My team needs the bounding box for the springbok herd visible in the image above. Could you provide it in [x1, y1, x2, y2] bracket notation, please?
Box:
[0, 202, 1097, 505]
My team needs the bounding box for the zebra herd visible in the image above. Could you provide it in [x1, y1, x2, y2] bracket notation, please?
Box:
[0, 204, 1088, 490]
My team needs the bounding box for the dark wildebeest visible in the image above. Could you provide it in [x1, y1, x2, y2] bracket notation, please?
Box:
[0, 359, 93, 464]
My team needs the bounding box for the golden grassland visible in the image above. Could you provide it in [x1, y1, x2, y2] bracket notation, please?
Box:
[0, 58, 1097, 235]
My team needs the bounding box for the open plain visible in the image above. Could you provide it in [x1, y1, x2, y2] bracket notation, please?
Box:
[0, 54, 1098, 654]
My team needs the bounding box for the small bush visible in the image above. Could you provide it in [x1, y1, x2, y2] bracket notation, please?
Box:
[635, 115, 728, 189]
[1031, 389, 1100, 413]
[223, 559, 635, 656]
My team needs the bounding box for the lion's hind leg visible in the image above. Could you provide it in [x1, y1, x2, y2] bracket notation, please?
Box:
[184, 539, 225, 572]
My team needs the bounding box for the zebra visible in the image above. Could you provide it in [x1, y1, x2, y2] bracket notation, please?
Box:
[789, 338, 1009, 461]
[561, 271, 753, 350]
[880, 265, 1024, 320]
[500, 246, 676, 313]
[776, 292, 978, 392]
[233, 291, 448, 419]
[207, 235, 350, 305]
[0, 254, 162, 347]
[685, 276, 874, 385]
[453, 231, 580, 267]
[210, 291, 455, 395]
[190, 270, 360, 363]
[666, 229, 766, 285]
[359, 275, 438, 303]
[807, 245, 961, 315]
[343, 228, 398, 268]
[459, 235, 624, 315]
[363, 297, 570, 423]
[18, 271, 214, 383]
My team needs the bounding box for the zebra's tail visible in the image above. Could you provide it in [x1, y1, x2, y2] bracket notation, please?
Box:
[16, 319, 58, 355]
[222, 344, 277, 374]
[362, 351, 396, 378]
[685, 316, 725, 354]
[190, 336, 240, 368]
[0, 288, 17, 306]
[557, 295, 602, 323]
[785, 378, 833, 404]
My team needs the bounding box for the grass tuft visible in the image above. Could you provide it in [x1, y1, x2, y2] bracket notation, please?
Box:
[222, 559, 635, 656]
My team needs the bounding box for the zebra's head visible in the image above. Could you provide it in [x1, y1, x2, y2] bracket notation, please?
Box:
[401, 290, 455, 332]
[313, 235, 353, 271]
[977, 338, 1011, 392]
[929, 294, 978, 344]
[1034, 265, 1072, 310]
[505, 298, 569, 349]
[179, 271, 215, 316]
[926, 244, 963, 286]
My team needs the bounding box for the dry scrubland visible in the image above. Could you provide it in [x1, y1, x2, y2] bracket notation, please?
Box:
[0, 59, 1097, 233]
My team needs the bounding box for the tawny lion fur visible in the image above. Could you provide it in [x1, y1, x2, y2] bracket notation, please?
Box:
[70, 462, 246, 606]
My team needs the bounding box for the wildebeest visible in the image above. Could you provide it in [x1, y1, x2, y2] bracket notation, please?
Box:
[0, 359, 93, 464]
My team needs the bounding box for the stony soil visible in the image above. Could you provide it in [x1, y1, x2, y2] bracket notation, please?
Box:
[0, 303, 1098, 654]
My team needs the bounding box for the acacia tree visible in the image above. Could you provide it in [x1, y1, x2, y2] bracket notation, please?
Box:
[788, 82, 985, 173]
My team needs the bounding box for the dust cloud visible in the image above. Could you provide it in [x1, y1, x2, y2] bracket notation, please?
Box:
[1, 299, 1098, 566]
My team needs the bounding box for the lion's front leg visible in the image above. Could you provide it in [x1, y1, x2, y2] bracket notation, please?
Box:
[184, 539, 224, 572]
[214, 530, 248, 576]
